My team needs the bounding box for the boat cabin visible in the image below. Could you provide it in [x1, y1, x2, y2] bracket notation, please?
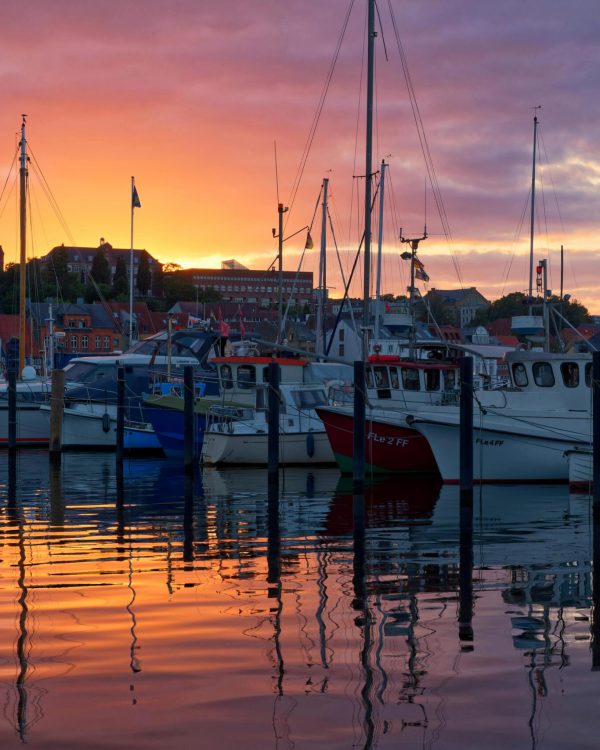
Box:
[505, 351, 592, 409]
[366, 355, 460, 404]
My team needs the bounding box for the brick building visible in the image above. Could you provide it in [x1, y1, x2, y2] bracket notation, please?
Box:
[177, 261, 313, 309]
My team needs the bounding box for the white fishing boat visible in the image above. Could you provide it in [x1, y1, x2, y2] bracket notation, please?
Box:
[201, 354, 350, 466]
[408, 350, 592, 483]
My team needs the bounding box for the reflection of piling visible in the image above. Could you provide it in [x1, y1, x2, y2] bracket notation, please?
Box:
[183, 365, 195, 472]
[458, 501, 474, 645]
[7, 450, 17, 509]
[267, 363, 280, 488]
[183, 473, 194, 565]
[49, 461, 64, 526]
[49, 369, 65, 461]
[460, 357, 474, 501]
[267, 479, 283, 694]
[352, 490, 374, 746]
[353, 361, 366, 493]
[593, 352, 600, 505]
[116, 366, 125, 464]
[8, 370, 17, 450]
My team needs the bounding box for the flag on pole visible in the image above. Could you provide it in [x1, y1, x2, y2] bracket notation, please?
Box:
[132, 185, 141, 208]
[414, 256, 429, 282]
[305, 231, 314, 250]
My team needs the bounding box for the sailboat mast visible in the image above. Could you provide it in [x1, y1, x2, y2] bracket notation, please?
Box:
[528, 111, 539, 315]
[18, 115, 28, 377]
[374, 160, 386, 339]
[316, 177, 329, 357]
[361, 0, 375, 361]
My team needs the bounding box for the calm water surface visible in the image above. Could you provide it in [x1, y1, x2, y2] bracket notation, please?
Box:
[0, 451, 598, 749]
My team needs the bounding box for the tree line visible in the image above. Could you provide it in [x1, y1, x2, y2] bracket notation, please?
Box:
[0, 249, 223, 312]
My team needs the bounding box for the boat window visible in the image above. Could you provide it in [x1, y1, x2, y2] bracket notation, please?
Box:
[401, 368, 420, 391]
[237, 365, 256, 389]
[373, 366, 389, 389]
[560, 362, 579, 388]
[424, 369, 441, 391]
[366, 368, 374, 389]
[585, 363, 592, 387]
[389, 367, 399, 389]
[220, 364, 233, 389]
[532, 361, 555, 387]
[292, 389, 328, 409]
[512, 363, 528, 387]
[443, 369, 457, 390]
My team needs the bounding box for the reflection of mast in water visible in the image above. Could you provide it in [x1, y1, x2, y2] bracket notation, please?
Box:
[267, 481, 295, 748]
[352, 490, 375, 748]
[15, 507, 30, 741]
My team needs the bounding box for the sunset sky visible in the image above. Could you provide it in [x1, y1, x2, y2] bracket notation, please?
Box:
[0, 1, 598, 310]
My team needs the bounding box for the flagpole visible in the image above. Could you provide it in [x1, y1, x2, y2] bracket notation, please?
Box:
[129, 176, 135, 345]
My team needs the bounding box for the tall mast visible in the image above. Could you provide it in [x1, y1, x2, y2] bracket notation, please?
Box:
[528, 109, 540, 315]
[316, 177, 329, 357]
[18, 115, 28, 378]
[361, 0, 375, 361]
[129, 176, 135, 345]
[374, 160, 386, 339]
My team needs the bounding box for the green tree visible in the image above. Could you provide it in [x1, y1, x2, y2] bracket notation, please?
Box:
[90, 247, 111, 285]
[111, 255, 129, 299]
[162, 272, 196, 306]
[152, 264, 164, 298]
[42, 247, 84, 302]
[136, 251, 152, 296]
[487, 292, 528, 321]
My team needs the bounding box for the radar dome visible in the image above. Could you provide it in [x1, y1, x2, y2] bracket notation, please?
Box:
[21, 365, 37, 381]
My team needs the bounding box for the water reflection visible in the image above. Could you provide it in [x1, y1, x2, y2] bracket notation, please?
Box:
[0, 453, 597, 748]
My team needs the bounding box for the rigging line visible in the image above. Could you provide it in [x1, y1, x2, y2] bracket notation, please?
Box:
[386, 0, 464, 287]
[538, 129, 565, 234]
[327, 205, 359, 337]
[537, 152, 554, 291]
[280, 186, 324, 331]
[27, 145, 76, 245]
[0, 145, 18, 214]
[325, 184, 380, 356]
[385, 166, 408, 291]
[284, 0, 356, 227]
[28, 164, 75, 246]
[500, 189, 530, 297]
[374, 0, 389, 62]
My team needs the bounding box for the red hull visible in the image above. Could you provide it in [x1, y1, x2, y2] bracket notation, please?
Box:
[316, 408, 438, 475]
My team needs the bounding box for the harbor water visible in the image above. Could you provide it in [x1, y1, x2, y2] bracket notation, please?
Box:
[0, 451, 599, 748]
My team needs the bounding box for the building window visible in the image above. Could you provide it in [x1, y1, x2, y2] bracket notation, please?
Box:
[68, 319, 76, 328]
[78, 319, 85, 328]
[113, 338, 119, 349]
[81, 336, 88, 350]
[95, 336, 101, 350]
[339, 329, 344, 342]
[104, 336, 110, 350]
[70, 335, 77, 351]
[338, 344, 345, 357]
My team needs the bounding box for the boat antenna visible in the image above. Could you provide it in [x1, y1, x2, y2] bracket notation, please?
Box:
[528, 106, 542, 315]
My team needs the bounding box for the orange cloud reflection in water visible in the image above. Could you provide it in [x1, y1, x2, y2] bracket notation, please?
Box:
[0, 453, 598, 749]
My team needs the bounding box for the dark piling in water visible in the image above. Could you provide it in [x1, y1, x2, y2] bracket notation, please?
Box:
[353, 360, 366, 493]
[116, 366, 125, 466]
[267, 362, 280, 489]
[183, 365, 195, 473]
